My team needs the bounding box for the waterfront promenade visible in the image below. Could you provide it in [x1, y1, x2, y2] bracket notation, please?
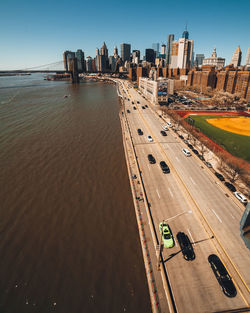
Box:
[116, 78, 250, 313]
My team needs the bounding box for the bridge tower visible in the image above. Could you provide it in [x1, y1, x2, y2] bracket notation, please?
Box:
[69, 58, 79, 83]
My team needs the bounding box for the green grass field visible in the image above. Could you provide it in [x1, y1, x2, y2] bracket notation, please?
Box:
[185, 115, 250, 162]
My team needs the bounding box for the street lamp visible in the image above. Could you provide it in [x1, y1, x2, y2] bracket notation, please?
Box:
[157, 210, 192, 270]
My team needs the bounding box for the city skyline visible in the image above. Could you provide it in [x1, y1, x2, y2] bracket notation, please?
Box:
[0, 0, 250, 70]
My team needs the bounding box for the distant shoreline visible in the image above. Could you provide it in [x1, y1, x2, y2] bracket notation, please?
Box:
[0, 73, 31, 77]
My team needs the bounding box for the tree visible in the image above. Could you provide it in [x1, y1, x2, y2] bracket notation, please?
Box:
[227, 158, 245, 183]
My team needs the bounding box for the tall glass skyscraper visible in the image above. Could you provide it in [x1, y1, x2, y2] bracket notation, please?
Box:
[152, 43, 160, 57]
[120, 43, 131, 62]
[166, 34, 174, 65]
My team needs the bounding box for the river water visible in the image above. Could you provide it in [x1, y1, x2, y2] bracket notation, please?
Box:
[0, 74, 151, 313]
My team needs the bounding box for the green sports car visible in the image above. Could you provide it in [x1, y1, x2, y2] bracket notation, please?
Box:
[159, 222, 174, 248]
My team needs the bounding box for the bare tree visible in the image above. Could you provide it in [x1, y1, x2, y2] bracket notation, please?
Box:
[227, 158, 245, 183]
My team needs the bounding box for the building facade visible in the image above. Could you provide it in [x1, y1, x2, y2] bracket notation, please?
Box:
[170, 38, 194, 69]
[152, 43, 160, 57]
[202, 47, 225, 68]
[120, 43, 131, 62]
[166, 34, 174, 65]
[231, 46, 242, 67]
[195, 54, 205, 67]
[145, 49, 155, 63]
[245, 47, 250, 65]
[76, 49, 85, 73]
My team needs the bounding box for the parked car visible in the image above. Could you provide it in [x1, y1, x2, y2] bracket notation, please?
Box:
[159, 222, 174, 248]
[184, 139, 189, 144]
[224, 182, 236, 192]
[147, 135, 153, 142]
[137, 101, 140, 104]
[198, 154, 205, 161]
[188, 144, 194, 149]
[141, 106, 145, 109]
[162, 125, 169, 131]
[234, 192, 248, 205]
[145, 104, 148, 108]
[137, 128, 143, 135]
[215, 172, 225, 181]
[160, 161, 170, 173]
[166, 121, 172, 128]
[205, 161, 212, 168]
[179, 135, 184, 139]
[148, 154, 156, 164]
[133, 106, 136, 110]
[127, 109, 130, 113]
[160, 130, 167, 136]
[182, 148, 191, 157]
[131, 101, 134, 104]
[192, 149, 199, 155]
[177, 232, 195, 261]
[208, 254, 237, 298]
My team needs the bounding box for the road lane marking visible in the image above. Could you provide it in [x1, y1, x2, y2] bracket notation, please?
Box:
[175, 156, 180, 162]
[187, 228, 195, 246]
[212, 209, 222, 223]
[156, 189, 161, 199]
[230, 213, 235, 220]
[190, 177, 196, 185]
[168, 188, 173, 198]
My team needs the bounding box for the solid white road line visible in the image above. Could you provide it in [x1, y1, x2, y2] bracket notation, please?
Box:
[156, 189, 161, 199]
[190, 177, 196, 185]
[168, 188, 174, 198]
[212, 209, 222, 223]
[187, 228, 195, 246]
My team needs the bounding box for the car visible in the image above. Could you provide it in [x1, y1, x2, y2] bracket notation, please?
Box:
[147, 135, 153, 142]
[224, 182, 236, 192]
[162, 125, 169, 131]
[192, 149, 199, 155]
[179, 135, 184, 139]
[184, 139, 189, 144]
[166, 121, 172, 128]
[176, 232, 195, 261]
[198, 154, 205, 161]
[234, 192, 248, 205]
[205, 161, 212, 168]
[148, 154, 156, 164]
[187, 144, 193, 149]
[145, 104, 148, 108]
[131, 101, 134, 104]
[126, 109, 130, 113]
[133, 106, 136, 110]
[141, 106, 145, 109]
[208, 254, 237, 298]
[137, 128, 143, 135]
[160, 130, 167, 136]
[128, 98, 130, 101]
[160, 161, 170, 173]
[137, 101, 140, 104]
[215, 172, 225, 181]
[159, 222, 174, 248]
[182, 148, 191, 157]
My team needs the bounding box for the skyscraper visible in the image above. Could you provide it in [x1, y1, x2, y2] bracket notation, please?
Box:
[114, 46, 118, 58]
[161, 44, 166, 55]
[152, 43, 160, 57]
[182, 25, 189, 39]
[145, 49, 155, 63]
[166, 34, 174, 65]
[231, 46, 242, 67]
[245, 47, 250, 65]
[120, 43, 131, 62]
[170, 38, 194, 69]
[132, 50, 140, 64]
[76, 49, 85, 72]
[195, 54, 205, 67]
[63, 50, 75, 72]
[86, 56, 93, 72]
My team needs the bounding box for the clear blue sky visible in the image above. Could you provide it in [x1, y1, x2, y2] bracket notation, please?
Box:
[0, 0, 249, 70]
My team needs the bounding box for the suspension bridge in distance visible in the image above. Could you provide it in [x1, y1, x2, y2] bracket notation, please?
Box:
[0, 61, 65, 74]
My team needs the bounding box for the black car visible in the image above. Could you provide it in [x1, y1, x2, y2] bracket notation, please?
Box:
[192, 149, 199, 155]
[137, 101, 140, 104]
[208, 254, 237, 298]
[177, 232, 195, 261]
[188, 144, 193, 149]
[133, 106, 136, 110]
[127, 109, 130, 113]
[131, 101, 134, 104]
[148, 154, 156, 164]
[137, 128, 143, 135]
[128, 98, 130, 101]
[160, 130, 167, 136]
[145, 104, 148, 108]
[224, 182, 236, 192]
[205, 161, 212, 168]
[160, 161, 170, 173]
[215, 172, 225, 181]
[179, 135, 184, 139]
[198, 154, 205, 161]
[141, 106, 145, 109]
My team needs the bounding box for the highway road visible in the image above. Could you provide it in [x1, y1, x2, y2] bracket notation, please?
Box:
[118, 80, 250, 313]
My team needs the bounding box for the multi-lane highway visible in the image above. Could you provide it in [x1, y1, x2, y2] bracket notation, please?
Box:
[118, 79, 250, 313]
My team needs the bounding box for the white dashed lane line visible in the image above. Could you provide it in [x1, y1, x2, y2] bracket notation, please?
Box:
[156, 189, 161, 199]
[212, 209, 222, 223]
[168, 188, 174, 198]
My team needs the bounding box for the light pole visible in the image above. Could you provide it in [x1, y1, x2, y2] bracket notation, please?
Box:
[157, 210, 192, 270]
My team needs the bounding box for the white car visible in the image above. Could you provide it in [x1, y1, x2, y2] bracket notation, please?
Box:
[167, 121, 172, 128]
[234, 192, 248, 204]
[182, 148, 191, 157]
[147, 135, 153, 142]
[162, 125, 169, 131]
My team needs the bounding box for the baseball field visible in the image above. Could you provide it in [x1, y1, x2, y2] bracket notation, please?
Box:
[185, 114, 250, 162]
